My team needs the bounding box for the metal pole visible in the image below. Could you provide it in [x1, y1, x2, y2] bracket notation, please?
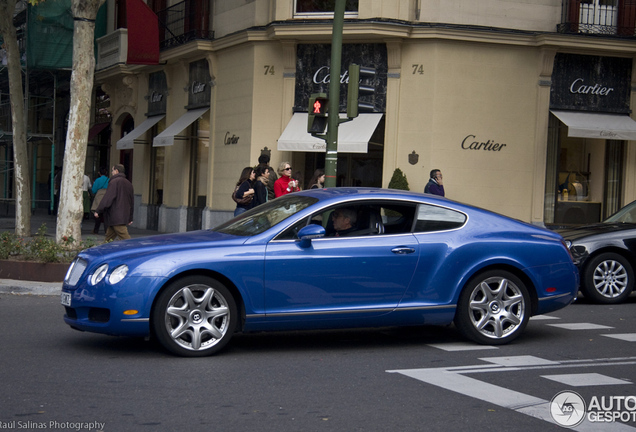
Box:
[323, 0, 346, 188]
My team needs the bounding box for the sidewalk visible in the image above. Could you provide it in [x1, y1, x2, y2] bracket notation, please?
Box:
[0, 210, 161, 296]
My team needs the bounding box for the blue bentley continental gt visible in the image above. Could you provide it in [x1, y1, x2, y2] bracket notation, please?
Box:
[62, 188, 578, 356]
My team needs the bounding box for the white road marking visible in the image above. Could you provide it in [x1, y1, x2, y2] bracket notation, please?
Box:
[541, 373, 631, 387]
[388, 356, 636, 431]
[602, 334, 636, 342]
[548, 323, 614, 330]
[427, 342, 498, 352]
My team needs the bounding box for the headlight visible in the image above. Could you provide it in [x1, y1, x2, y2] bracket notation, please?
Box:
[108, 265, 129, 285]
[89, 264, 109, 286]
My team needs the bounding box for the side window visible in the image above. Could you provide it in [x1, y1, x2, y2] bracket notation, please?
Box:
[275, 201, 417, 240]
[414, 204, 466, 233]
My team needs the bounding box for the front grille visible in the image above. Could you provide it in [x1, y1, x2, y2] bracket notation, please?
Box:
[65, 257, 87, 286]
[88, 308, 110, 323]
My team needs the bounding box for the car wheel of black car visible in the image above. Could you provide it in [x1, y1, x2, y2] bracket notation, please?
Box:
[152, 276, 238, 357]
[455, 270, 530, 345]
[582, 253, 634, 304]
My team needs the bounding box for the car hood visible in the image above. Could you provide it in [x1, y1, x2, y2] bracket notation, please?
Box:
[557, 223, 636, 241]
[78, 230, 247, 261]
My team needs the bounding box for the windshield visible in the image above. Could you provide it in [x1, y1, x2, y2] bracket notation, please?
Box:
[213, 195, 318, 236]
[605, 200, 636, 223]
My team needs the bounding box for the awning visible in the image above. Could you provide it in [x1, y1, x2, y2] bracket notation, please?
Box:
[153, 108, 209, 147]
[116, 115, 164, 150]
[551, 110, 636, 141]
[277, 113, 383, 153]
[88, 122, 109, 141]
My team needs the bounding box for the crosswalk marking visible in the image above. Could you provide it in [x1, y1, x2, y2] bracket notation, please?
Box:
[548, 323, 614, 330]
[602, 334, 636, 342]
[541, 373, 631, 387]
[388, 356, 636, 431]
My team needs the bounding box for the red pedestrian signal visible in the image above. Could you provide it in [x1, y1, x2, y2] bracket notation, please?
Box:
[313, 97, 328, 116]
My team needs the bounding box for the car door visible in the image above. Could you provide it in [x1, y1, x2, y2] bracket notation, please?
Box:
[263, 201, 420, 321]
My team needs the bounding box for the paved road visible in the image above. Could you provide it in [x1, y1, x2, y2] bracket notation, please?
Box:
[0, 293, 635, 431]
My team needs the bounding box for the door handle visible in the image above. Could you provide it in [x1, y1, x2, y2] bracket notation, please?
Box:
[391, 247, 415, 255]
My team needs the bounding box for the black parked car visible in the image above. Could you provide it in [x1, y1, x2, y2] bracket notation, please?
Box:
[558, 200, 636, 304]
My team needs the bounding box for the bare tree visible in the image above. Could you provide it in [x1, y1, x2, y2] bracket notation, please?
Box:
[0, 0, 31, 237]
[56, 0, 104, 245]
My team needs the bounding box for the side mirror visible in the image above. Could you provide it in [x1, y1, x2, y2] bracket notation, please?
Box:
[297, 224, 325, 247]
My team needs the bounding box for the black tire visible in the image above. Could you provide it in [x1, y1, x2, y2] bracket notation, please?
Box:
[582, 253, 633, 304]
[454, 270, 530, 345]
[151, 276, 238, 357]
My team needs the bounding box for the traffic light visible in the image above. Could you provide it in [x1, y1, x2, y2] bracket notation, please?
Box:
[347, 64, 376, 119]
[307, 93, 328, 134]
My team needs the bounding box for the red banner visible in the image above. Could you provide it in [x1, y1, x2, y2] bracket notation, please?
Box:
[126, 0, 159, 65]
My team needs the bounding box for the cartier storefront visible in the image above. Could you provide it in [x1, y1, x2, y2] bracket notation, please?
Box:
[545, 53, 636, 226]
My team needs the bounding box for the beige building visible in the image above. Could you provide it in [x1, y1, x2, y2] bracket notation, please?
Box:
[91, 0, 636, 232]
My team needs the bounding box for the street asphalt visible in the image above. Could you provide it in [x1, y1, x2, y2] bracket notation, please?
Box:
[0, 209, 160, 297]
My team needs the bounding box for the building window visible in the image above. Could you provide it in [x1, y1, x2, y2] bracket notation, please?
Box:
[559, 0, 636, 35]
[295, 0, 358, 18]
[579, 0, 618, 33]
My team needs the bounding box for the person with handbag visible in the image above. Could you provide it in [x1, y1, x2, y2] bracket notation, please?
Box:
[233, 167, 255, 216]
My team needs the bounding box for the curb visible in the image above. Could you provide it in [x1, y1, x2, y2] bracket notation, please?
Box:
[0, 279, 62, 296]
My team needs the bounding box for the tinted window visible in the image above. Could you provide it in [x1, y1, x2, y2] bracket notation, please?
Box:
[414, 204, 466, 232]
[276, 201, 416, 240]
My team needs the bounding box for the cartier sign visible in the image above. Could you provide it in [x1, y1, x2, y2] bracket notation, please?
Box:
[461, 135, 507, 152]
[295, 44, 387, 113]
[147, 71, 167, 116]
[550, 53, 631, 114]
[187, 59, 211, 109]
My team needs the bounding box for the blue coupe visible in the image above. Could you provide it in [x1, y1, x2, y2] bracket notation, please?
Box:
[62, 188, 578, 356]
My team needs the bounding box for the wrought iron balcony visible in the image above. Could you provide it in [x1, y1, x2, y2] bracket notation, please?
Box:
[557, 0, 636, 36]
[156, 0, 214, 50]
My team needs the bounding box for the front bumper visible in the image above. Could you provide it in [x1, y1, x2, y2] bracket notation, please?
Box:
[61, 276, 166, 337]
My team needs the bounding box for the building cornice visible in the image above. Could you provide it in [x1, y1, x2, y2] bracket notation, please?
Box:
[96, 19, 636, 81]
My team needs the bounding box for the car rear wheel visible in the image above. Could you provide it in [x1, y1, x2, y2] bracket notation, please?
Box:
[454, 270, 530, 345]
[582, 253, 633, 304]
[152, 276, 238, 357]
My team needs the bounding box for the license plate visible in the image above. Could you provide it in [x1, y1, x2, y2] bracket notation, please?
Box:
[60, 292, 71, 307]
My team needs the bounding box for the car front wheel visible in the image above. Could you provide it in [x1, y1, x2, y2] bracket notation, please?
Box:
[152, 276, 238, 357]
[454, 270, 530, 345]
[582, 253, 633, 304]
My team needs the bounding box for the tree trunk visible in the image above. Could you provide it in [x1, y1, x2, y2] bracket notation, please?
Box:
[0, 0, 31, 237]
[56, 0, 104, 246]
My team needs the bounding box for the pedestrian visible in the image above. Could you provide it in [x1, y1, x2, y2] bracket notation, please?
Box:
[233, 167, 255, 216]
[93, 164, 134, 242]
[53, 166, 62, 215]
[307, 169, 325, 189]
[91, 167, 109, 234]
[82, 174, 92, 219]
[252, 165, 270, 207]
[424, 169, 445, 197]
[257, 154, 277, 201]
[274, 161, 300, 197]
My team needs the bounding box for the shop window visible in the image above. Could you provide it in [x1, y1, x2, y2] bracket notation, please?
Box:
[295, 0, 358, 17]
[188, 117, 209, 209]
[545, 113, 624, 226]
[149, 121, 165, 206]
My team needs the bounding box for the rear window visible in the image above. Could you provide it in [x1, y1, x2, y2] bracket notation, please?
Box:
[414, 204, 466, 232]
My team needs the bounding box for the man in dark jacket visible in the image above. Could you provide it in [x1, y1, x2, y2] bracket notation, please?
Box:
[424, 169, 445, 197]
[94, 164, 134, 241]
